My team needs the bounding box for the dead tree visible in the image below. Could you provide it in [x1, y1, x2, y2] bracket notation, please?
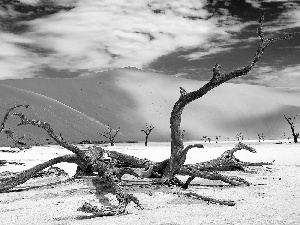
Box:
[162, 14, 291, 183]
[0, 15, 290, 216]
[0, 113, 143, 215]
[258, 133, 265, 142]
[235, 132, 244, 142]
[284, 115, 299, 143]
[99, 125, 120, 146]
[141, 123, 154, 146]
[0, 112, 273, 214]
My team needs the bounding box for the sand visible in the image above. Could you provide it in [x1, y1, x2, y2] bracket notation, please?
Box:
[1, 141, 300, 225]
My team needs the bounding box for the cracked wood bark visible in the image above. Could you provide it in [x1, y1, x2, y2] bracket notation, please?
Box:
[164, 14, 292, 182]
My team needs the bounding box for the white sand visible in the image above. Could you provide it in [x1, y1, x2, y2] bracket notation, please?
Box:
[1, 141, 300, 225]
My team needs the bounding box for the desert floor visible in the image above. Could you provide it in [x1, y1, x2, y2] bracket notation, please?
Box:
[1, 141, 300, 225]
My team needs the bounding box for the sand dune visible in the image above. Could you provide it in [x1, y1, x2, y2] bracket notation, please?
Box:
[1, 67, 299, 144]
[0, 84, 108, 144]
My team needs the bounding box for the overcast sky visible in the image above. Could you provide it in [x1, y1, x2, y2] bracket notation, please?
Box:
[1, 0, 299, 89]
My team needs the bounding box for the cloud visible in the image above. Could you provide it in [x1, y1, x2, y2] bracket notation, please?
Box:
[0, 0, 299, 80]
[18, 0, 76, 7]
[18, 0, 40, 5]
[181, 46, 233, 60]
[262, 2, 300, 33]
[235, 65, 300, 90]
[0, 0, 249, 79]
[0, 32, 41, 79]
[244, 0, 262, 8]
[27, 0, 219, 70]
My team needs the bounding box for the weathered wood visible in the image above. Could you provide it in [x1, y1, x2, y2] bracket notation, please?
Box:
[165, 14, 292, 182]
[13, 113, 88, 161]
[1, 111, 141, 215]
[0, 15, 291, 217]
[0, 154, 79, 192]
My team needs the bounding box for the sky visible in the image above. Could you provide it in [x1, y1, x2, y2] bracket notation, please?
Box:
[0, 0, 300, 89]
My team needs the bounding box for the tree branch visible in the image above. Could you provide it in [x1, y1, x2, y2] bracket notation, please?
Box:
[0, 154, 79, 192]
[174, 191, 236, 206]
[12, 113, 86, 160]
[0, 104, 29, 132]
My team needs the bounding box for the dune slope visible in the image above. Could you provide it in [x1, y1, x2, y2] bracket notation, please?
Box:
[1, 67, 299, 143]
[0, 84, 108, 145]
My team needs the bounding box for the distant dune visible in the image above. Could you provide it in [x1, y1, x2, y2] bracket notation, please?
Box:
[1, 67, 299, 145]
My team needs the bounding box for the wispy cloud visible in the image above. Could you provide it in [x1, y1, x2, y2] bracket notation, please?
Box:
[0, 32, 41, 79]
[262, 2, 300, 33]
[0, 0, 249, 79]
[235, 65, 300, 90]
[0, 0, 299, 82]
[244, 0, 262, 8]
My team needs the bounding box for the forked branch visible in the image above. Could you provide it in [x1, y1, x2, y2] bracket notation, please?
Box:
[99, 125, 120, 146]
[12, 113, 86, 160]
[166, 14, 292, 181]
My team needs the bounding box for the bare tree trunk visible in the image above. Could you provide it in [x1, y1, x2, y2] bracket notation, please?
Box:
[145, 135, 149, 146]
[141, 124, 154, 146]
[163, 14, 291, 182]
[284, 115, 299, 143]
